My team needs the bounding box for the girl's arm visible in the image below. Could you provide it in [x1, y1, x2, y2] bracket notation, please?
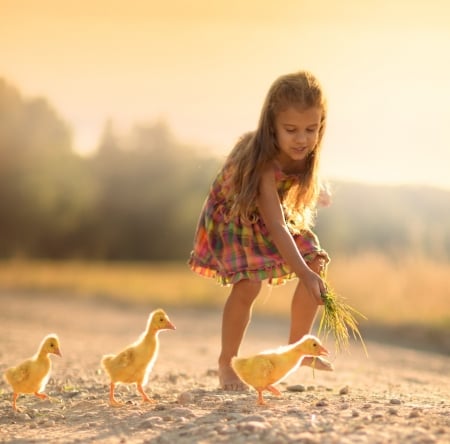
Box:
[257, 165, 325, 304]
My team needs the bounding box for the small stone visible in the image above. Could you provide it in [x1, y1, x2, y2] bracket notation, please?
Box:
[149, 416, 163, 424]
[388, 407, 398, 415]
[177, 392, 194, 404]
[238, 414, 265, 423]
[170, 407, 196, 418]
[287, 384, 306, 392]
[226, 413, 244, 422]
[168, 373, 178, 384]
[339, 386, 349, 395]
[16, 413, 31, 421]
[316, 399, 328, 407]
[390, 398, 401, 405]
[409, 409, 422, 418]
[237, 421, 268, 432]
[63, 388, 80, 397]
[352, 410, 360, 417]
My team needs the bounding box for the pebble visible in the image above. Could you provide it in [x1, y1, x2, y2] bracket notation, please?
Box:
[226, 413, 245, 421]
[16, 413, 31, 421]
[139, 419, 154, 429]
[287, 384, 306, 392]
[409, 408, 422, 418]
[177, 391, 194, 404]
[237, 421, 269, 432]
[170, 407, 196, 417]
[339, 386, 349, 395]
[390, 398, 402, 405]
[63, 391, 81, 398]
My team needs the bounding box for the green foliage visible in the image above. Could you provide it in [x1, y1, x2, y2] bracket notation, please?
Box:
[0, 78, 219, 260]
[0, 79, 97, 258]
[1, 77, 449, 262]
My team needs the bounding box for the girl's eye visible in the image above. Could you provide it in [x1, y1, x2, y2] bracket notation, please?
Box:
[286, 128, 296, 133]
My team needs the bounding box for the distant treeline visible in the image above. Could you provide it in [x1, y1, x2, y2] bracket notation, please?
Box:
[1, 78, 449, 262]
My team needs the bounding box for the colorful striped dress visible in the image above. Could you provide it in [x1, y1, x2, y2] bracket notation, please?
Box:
[188, 162, 329, 286]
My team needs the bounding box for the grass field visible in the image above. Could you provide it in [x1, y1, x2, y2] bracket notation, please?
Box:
[0, 254, 449, 330]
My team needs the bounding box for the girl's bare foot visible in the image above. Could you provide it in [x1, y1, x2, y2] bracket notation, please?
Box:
[219, 365, 248, 391]
[301, 356, 334, 371]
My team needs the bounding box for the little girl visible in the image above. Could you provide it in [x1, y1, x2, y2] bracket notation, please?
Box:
[189, 70, 333, 390]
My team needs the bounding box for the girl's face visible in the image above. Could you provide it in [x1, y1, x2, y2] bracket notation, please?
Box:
[274, 105, 322, 170]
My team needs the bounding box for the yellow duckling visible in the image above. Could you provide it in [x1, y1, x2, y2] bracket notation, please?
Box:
[231, 334, 328, 405]
[101, 308, 176, 406]
[4, 334, 62, 411]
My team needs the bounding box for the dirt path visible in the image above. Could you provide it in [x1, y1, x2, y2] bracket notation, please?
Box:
[0, 292, 449, 443]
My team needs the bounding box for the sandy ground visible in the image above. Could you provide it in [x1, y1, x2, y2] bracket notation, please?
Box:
[0, 291, 449, 444]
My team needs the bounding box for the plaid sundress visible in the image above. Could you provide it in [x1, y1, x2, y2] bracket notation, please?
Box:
[188, 162, 329, 286]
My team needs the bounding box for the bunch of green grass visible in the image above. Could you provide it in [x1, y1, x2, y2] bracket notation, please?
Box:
[318, 283, 368, 356]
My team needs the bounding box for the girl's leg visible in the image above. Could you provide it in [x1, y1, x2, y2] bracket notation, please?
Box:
[289, 255, 325, 343]
[219, 279, 261, 390]
[289, 255, 333, 370]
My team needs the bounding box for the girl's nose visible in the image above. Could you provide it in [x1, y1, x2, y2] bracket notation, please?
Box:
[295, 132, 307, 143]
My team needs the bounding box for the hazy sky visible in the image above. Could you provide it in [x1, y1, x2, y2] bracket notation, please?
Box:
[1, 0, 449, 189]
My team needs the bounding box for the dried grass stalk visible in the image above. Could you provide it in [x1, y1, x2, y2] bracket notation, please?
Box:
[318, 283, 368, 356]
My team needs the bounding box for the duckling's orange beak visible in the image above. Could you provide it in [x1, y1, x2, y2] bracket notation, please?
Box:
[165, 320, 176, 330]
[317, 344, 329, 356]
[54, 348, 62, 357]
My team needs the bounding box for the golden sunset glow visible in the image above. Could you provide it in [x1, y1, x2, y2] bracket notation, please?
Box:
[1, 0, 449, 188]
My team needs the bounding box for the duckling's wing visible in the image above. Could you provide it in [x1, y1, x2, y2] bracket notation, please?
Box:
[255, 356, 276, 383]
[234, 355, 276, 388]
[6, 361, 31, 386]
[112, 348, 135, 368]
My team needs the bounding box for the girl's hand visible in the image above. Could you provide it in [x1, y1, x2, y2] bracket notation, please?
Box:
[300, 268, 326, 305]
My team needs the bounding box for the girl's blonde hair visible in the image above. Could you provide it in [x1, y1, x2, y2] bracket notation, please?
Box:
[227, 70, 327, 231]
